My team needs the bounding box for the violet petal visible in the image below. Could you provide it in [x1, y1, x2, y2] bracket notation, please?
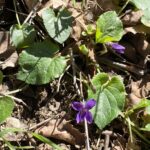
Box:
[76, 111, 86, 123]
[76, 112, 81, 123]
[110, 43, 125, 54]
[85, 99, 96, 110]
[85, 111, 93, 124]
[72, 101, 84, 111]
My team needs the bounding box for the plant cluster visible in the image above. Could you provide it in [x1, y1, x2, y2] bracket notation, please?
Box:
[1, 0, 150, 149]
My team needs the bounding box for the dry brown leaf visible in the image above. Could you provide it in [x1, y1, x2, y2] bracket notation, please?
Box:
[1, 51, 18, 69]
[36, 118, 85, 146]
[126, 135, 141, 150]
[0, 31, 10, 54]
[125, 24, 150, 34]
[0, 31, 18, 69]
[128, 75, 150, 105]
[97, 0, 119, 11]
[0, 117, 27, 142]
[24, 0, 39, 11]
[123, 32, 150, 59]
[122, 10, 143, 26]
[38, 0, 69, 16]
[122, 42, 137, 62]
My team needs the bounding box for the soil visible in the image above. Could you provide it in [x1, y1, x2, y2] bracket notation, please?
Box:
[0, 0, 150, 150]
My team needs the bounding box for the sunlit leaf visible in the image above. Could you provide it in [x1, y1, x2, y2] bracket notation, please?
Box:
[131, 0, 150, 10]
[10, 23, 36, 48]
[96, 11, 124, 43]
[88, 73, 126, 129]
[0, 97, 14, 124]
[141, 9, 150, 27]
[17, 40, 67, 85]
[42, 8, 73, 44]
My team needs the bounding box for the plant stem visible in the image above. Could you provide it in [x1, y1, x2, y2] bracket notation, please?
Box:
[132, 127, 150, 145]
[84, 118, 91, 150]
[118, 0, 130, 16]
[127, 117, 133, 143]
[13, 0, 21, 26]
[83, 99, 91, 150]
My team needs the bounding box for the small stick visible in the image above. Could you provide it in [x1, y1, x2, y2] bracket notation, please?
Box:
[0, 94, 28, 108]
[102, 130, 113, 150]
[13, 0, 21, 26]
[70, 48, 80, 96]
[23, 1, 41, 24]
[80, 73, 91, 150]
[57, 65, 70, 93]
[84, 112, 91, 150]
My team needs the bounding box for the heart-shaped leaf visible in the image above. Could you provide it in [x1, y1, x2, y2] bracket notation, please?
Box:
[96, 11, 124, 43]
[0, 96, 14, 124]
[42, 8, 73, 44]
[17, 40, 67, 85]
[88, 73, 126, 129]
[141, 9, 150, 27]
[10, 23, 36, 48]
[131, 0, 150, 10]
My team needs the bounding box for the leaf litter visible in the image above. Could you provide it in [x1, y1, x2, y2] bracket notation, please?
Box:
[1, 0, 150, 149]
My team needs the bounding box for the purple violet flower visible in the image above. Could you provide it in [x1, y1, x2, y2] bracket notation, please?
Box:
[107, 42, 125, 54]
[72, 99, 96, 124]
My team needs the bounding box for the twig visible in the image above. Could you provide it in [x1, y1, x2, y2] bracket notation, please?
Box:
[80, 73, 91, 150]
[70, 48, 80, 96]
[13, 0, 21, 26]
[56, 65, 70, 93]
[98, 57, 145, 76]
[102, 130, 113, 150]
[0, 87, 29, 108]
[0, 94, 29, 108]
[118, 0, 131, 16]
[29, 117, 53, 130]
[23, 1, 41, 24]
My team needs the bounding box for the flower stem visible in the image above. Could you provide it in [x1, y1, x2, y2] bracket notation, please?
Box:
[83, 99, 91, 150]
[13, 0, 21, 27]
[84, 118, 91, 150]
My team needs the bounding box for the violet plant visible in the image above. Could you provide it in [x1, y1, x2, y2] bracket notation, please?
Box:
[72, 99, 96, 150]
[107, 42, 125, 54]
[72, 99, 96, 124]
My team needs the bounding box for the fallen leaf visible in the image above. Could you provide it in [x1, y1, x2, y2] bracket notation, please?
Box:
[1, 117, 27, 141]
[24, 0, 39, 11]
[122, 10, 143, 26]
[36, 118, 85, 146]
[0, 31, 18, 69]
[0, 31, 10, 54]
[128, 75, 150, 105]
[1, 51, 18, 69]
[38, 0, 69, 16]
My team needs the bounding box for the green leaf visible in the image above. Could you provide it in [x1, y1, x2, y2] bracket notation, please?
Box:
[0, 97, 14, 124]
[131, 0, 150, 10]
[126, 98, 150, 116]
[96, 11, 124, 43]
[0, 70, 3, 84]
[141, 124, 150, 131]
[32, 132, 63, 150]
[17, 40, 67, 85]
[42, 8, 73, 44]
[145, 105, 150, 115]
[79, 44, 89, 55]
[10, 23, 36, 48]
[141, 9, 150, 27]
[88, 73, 126, 129]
